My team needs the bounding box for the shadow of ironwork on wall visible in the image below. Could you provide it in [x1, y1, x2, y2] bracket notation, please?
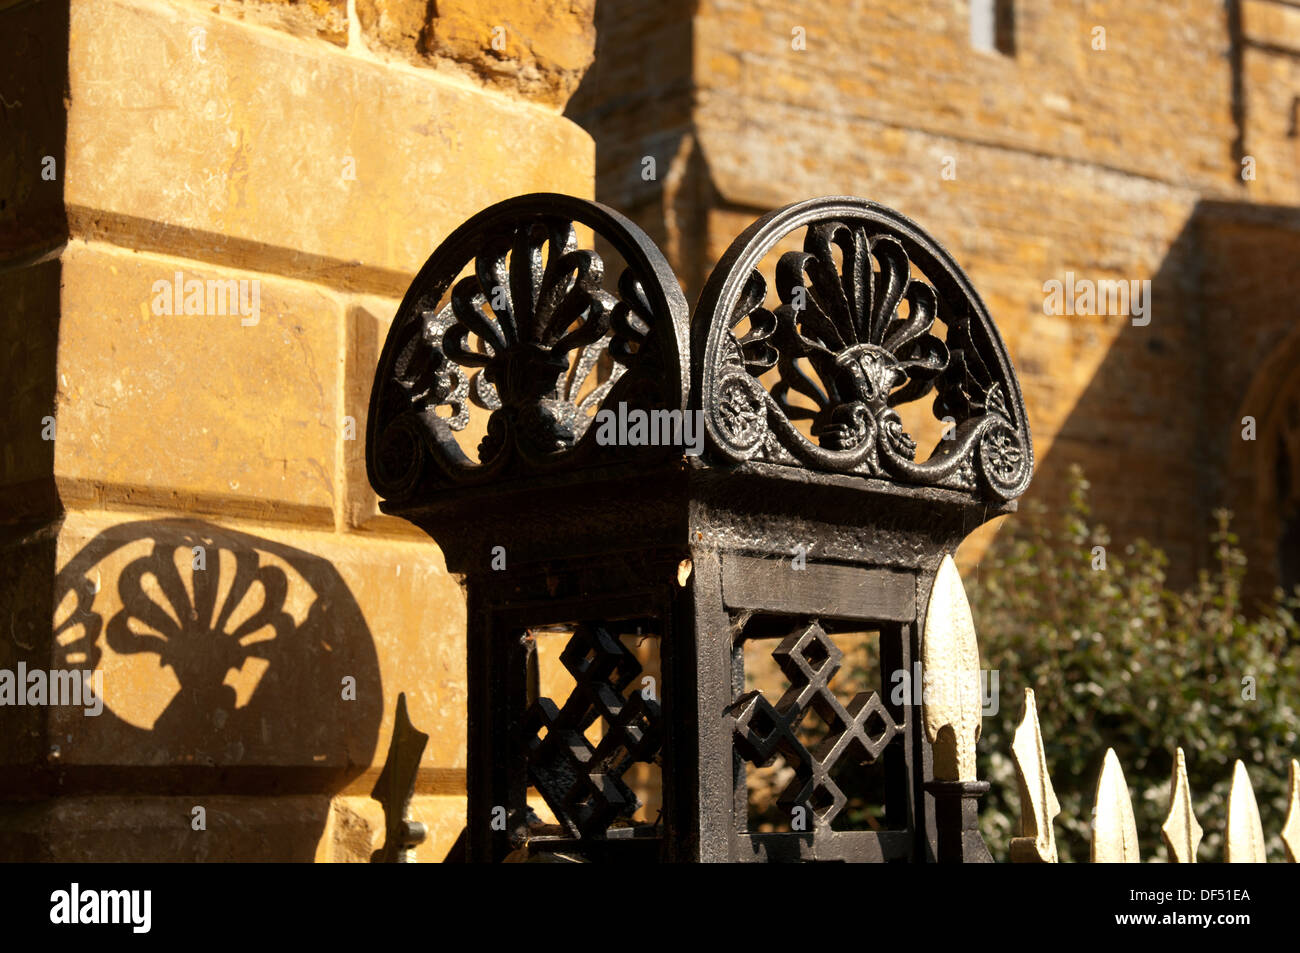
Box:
[49, 519, 382, 780]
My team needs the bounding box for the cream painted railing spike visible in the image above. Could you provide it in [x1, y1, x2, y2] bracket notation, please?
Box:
[1226, 760, 1267, 862]
[1092, 748, 1140, 862]
[922, 554, 982, 782]
[1284, 759, 1300, 863]
[1160, 747, 1202, 863]
[1010, 687, 1059, 862]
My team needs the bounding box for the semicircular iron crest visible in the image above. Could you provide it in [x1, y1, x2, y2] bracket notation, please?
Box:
[367, 193, 1032, 505]
[692, 196, 1033, 502]
[366, 193, 691, 500]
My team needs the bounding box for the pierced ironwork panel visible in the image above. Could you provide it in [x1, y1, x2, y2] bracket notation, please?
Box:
[693, 196, 1033, 502]
[365, 192, 1035, 863]
[520, 624, 663, 839]
[731, 620, 902, 828]
[367, 194, 689, 499]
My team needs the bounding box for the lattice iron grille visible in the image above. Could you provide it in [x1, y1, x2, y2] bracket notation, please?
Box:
[520, 624, 663, 839]
[731, 620, 901, 827]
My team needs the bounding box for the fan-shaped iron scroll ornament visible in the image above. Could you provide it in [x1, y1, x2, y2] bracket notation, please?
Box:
[367, 194, 1032, 864]
[367, 194, 690, 499]
[693, 197, 1032, 501]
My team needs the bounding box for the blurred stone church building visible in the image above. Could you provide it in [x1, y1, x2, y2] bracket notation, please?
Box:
[569, 0, 1300, 601]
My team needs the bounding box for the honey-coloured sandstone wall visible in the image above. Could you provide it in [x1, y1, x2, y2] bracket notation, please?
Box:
[0, 0, 596, 860]
[568, 0, 1300, 595]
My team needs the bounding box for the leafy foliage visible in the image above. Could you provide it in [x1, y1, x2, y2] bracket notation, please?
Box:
[972, 465, 1300, 862]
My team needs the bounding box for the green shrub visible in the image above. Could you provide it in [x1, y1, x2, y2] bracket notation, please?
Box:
[972, 465, 1300, 862]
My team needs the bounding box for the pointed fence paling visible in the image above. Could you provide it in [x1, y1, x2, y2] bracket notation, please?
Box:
[928, 557, 1297, 863]
[1007, 688, 1300, 863]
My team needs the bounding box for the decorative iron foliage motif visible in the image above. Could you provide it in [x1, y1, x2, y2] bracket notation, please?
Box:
[368, 194, 1030, 504]
[521, 625, 663, 839]
[730, 621, 900, 828]
[367, 195, 688, 498]
[696, 198, 1033, 502]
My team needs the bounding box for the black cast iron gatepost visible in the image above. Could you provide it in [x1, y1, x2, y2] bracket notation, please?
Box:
[365, 193, 1033, 862]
